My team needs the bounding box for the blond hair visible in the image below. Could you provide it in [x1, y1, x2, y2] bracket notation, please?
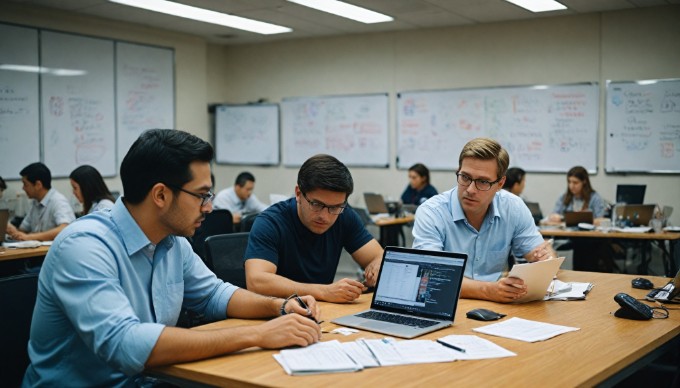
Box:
[458, 138, 509, 180]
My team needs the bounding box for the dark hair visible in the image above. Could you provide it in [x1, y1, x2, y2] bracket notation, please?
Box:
[20, 162, 52, 189]
[69, 165, 115, 214]
[408, 163, 430, 185]
[297, 154, 353, 198]
[120, 129, 214, 204]
[235, 172, 255, 187]
[458, 138, 510, 180]
[0, 176, 6, 191]
[562, 166, 595, 210]
[503, 167, 526, 190]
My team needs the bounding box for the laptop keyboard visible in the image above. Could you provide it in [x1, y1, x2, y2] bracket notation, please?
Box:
[357, 311, 439, 328]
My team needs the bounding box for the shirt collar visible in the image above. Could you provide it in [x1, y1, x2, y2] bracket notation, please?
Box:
[451, 187, 502, 224]
[110, 197, 173, 257]
[37, 188, 56, 207]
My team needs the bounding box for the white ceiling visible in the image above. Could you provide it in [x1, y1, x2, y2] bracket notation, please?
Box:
[6, 0, 679, 45]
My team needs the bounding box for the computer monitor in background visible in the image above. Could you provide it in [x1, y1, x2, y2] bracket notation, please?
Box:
[616, 184, 646, 205]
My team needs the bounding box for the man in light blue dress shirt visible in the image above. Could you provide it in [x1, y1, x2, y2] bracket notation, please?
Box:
[412, 138, 555, 303]
[23, 129, 321, 387]
[6, 162, 76, 241]
[213, 171, 268, 223]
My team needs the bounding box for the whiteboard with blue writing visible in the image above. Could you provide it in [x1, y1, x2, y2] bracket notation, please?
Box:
[397, 84, 599, 172]
[0, 24, 40, 180]
[214, 104, 279, 165]
[116, 42, 174, 168]
[41, 31, 116, 177]
[281, 94, 389, 167]
[605, 79, 680, 173]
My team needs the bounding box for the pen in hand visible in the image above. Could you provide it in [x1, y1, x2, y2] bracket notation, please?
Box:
[436, 339, 466, 353]
[293, 294, 319, 323]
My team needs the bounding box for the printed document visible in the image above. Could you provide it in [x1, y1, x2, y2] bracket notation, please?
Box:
[273, 340, 362, 375]
[437, 335, 516, 360]
[473, 317, 579, 342]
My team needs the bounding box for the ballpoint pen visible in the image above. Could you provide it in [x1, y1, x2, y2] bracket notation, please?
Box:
[292, 294, 319, 323]
[436, 339, 466, 353]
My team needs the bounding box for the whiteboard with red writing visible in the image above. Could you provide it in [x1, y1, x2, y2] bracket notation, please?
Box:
[396, 83, 599, 172]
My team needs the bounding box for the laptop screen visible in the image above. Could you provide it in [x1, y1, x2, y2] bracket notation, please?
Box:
[371, 247, 467, 320]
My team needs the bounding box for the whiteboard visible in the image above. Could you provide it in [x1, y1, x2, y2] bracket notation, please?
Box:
[116, 42, 175, 167]
[281, 94, 389, 167]
[605, 79, 680, 173]
[214, 104, 279, 165]
[0, 24, 40, 180]
[41, 31, 116, 177]
[397, 84, 599, 172]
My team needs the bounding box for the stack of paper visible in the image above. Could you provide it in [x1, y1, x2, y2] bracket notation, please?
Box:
[273, 340, 362, 375]
[473, 317, 579, 342]
[545, 280, 593, 300]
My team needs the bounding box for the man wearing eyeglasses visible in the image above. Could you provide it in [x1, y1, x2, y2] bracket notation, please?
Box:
[245, 154, 384, 303]
[23, 129, 321, 387]
[412, 137, 555, 303]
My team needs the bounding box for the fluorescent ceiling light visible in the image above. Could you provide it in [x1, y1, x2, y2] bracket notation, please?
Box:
[109, 0, 292, 35]
[287, 0, 393, 24]
[0, 64, 86, 76]
[505, 0, 566, 13]
[636, 80, 657, 85]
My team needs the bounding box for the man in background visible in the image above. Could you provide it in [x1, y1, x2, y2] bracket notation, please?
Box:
[412, 138, 555, 303]
[213, 171, 268, 223]
[7, 162, 75, 241]
[245, 154, 384, 303]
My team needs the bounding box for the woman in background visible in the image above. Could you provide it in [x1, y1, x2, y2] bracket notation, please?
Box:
[502, 167, 526, 197]
[549, 166, 606, 222]
[401, 163, 437, 206]
[69, 165, 115, 215]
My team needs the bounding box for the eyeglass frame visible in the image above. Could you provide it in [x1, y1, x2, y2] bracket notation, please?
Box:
[456, 172, 503, 191]
[301, 192, 347, 215]
[165, 183, 215, 207]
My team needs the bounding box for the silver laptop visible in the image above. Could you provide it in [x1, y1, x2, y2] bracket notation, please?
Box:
[615, 204, 655, 226]
[332, 246, 467, 339]
[363, 192, 389, 214]
[646, 268, 680, 303]
[0, 209, 9, 243]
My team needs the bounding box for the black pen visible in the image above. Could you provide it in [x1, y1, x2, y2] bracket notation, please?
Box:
[436, 339, 466, 353]
[293, 294, 318, 323]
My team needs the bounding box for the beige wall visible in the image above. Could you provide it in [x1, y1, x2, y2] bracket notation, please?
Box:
[2, 3, 679, 225]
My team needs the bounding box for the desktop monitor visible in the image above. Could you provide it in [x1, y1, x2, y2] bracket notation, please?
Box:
[616, 185, 646, 205]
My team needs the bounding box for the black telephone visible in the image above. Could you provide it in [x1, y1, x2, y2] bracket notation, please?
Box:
[614, 293, 653, 320]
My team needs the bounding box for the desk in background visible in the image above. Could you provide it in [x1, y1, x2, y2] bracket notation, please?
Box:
[149, 271, 680, 387]
[540, 229, 680, 276]
[373, 215, 413, 247]
[0, 246, 50, 263]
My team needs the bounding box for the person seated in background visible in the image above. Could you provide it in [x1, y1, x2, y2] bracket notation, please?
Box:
[6, 162, 76, 241]
[23, 129, 320, 387]
[69, 165, 115, 215]
[502, 167, 526, 197]
[245, 154, 384, 303]
[213, 171, 268, 223]
[412, 138, 555, 303]
[401, 163, 438, 206]
[548, 166, 607, 222]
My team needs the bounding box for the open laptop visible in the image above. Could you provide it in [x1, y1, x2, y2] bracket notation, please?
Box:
[564, 211, 593, 227]
[363, 192, 389, 214]
[615, 204, 655, 226]
[332, 246, 467, 339]
[646, 268, 680, 303]
[0, 209, 9, 243]
[616, 184, 646, 205]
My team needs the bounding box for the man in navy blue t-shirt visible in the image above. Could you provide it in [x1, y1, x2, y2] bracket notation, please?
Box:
[245, 154, 384, 303]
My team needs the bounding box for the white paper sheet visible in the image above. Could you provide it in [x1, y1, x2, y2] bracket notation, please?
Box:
[437, 335, 517, 360]
[472, 317, 579, 342]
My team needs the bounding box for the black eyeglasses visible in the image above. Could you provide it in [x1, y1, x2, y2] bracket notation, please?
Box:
[166, 183, 215, 207]
[456, 173, 502, 191]
[301, 192, 347, 215]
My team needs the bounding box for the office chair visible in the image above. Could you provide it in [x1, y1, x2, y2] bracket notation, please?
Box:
[0, 273, 39, 387]
[204, 232, 250, 289]
[190, 209, 234, 262]
[239, 212, 259, 233]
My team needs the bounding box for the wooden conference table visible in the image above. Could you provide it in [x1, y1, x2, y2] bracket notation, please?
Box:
[0, 245, 50, 263]
[540, 228, 680, 276]
[149, 271, 680, 387]
[373, 215, 414, 247]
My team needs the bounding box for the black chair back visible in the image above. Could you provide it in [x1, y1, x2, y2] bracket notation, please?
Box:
[0, 273, 39, 387]
[191, 209, 234, 261]
[239, 212, 259, 232]
[204, 232, 250, 288]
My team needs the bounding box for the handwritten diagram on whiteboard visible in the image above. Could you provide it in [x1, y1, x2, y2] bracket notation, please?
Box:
[606, 79, 680, 173]
[214, 104, 279, 165]
[281, 94, 389, 167]
[41, 31, 116, 177]
[397, 84, 599, 172]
